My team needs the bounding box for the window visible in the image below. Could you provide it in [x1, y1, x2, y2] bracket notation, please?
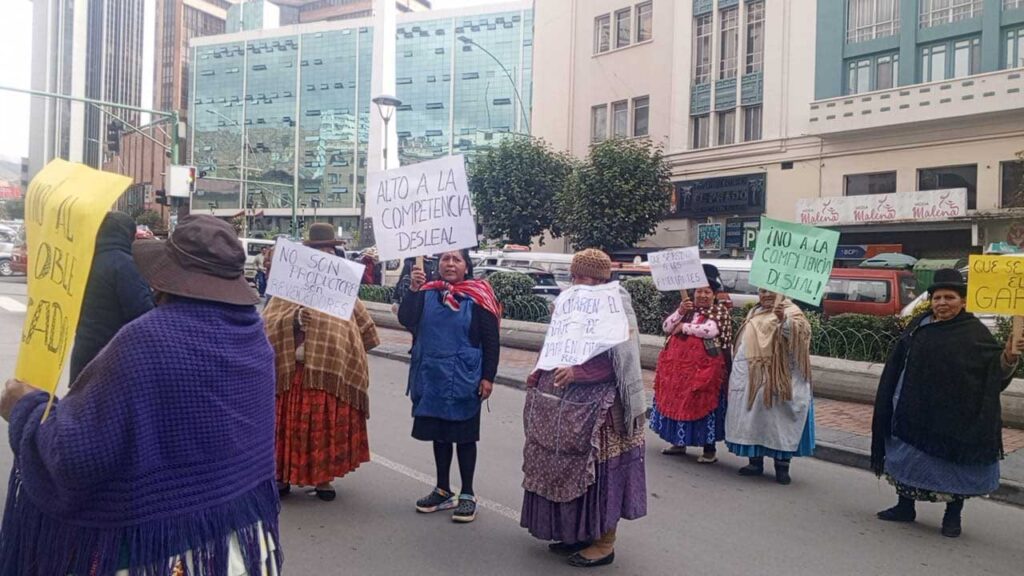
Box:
[919, 164, 977, 209]
[691, 115, 710, 149]
[845, 172, 897, 196]
[594, 14, 611, 54]
[632, 96, 650, 137]
[1001, 160, 1024, 208]
[719, 270, 757, 295]
[847, 59, 872, 94]
[694, 15, 713, 84]
[717, 110, 736, 145]
[875, 54, 899, 89]
[953, 37, 981, 78]
[615, 8, 631, 49]
[847, 0, 900, 43]
[823, 279, 892, 304]
[612, 100, 629, 138]
[1006, 28, 1024, 69]
[719, 7, 739, 80]
[743, 105, 763, 141]
[921, 43, 948, 82]
[636, 2, 653, 43]
[920, 0, 983, 29]
[745, 1, 765, 73]
[591, 105, 608, 143]
[1006, 0, 1024, 9]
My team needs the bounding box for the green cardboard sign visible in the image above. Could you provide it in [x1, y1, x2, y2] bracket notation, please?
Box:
[750, 217, 840, 306]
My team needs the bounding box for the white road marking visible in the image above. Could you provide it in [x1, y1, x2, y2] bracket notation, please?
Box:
[370, 452, 522, 523]
[0, 297, 26, 313]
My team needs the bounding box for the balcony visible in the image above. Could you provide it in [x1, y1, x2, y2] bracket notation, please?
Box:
[808, 69, 1024, 136]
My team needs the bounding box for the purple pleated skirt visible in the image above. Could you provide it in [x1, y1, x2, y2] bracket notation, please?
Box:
[520, 444, 647, 544]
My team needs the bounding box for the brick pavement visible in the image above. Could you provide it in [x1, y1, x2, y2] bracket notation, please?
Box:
[375, 327, 1024, 454]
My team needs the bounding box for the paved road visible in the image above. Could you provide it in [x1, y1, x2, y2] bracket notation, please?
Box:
[0, 289, 1022, 575]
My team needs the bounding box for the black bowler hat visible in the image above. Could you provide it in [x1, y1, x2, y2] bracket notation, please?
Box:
[928, 268, 966, 298]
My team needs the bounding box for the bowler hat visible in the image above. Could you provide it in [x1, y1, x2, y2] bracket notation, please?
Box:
[305, 222, 345, 248]
[928, 268, 967, 298]
[132, 215, 259, 306]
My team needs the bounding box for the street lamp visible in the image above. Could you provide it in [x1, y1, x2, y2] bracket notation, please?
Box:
[457, 36, 530, 133]
[371, 94, 402, 171]
[311, 197, 322, 221]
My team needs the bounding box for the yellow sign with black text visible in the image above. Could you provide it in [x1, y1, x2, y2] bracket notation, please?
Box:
[966, 255, 1024, 316]
[15, 160, 131, 395]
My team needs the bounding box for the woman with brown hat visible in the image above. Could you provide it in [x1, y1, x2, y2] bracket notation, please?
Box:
[263, 223, 380, 501]
[1, 215, 281, 574]
[872, 269, 1022, 538]
[520, 249, 648, 568]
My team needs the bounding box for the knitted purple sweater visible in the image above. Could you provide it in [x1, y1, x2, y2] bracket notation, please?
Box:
[0, 299, 281, 576]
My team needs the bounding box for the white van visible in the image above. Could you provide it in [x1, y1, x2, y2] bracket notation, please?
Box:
[700, 258, 758, 307]
[471, 251, 576, 287]
[241, 238, 276, 283]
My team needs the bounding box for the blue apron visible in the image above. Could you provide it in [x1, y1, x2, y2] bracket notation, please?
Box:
[408, 295, 483, 421]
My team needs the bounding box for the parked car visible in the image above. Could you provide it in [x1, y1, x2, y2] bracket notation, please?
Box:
[858, 252, 918, 270]
[474, 266, 562, 301]
[0, 241, 13, 277]
[821, 268, 918, 317]
[9, 242, 26, 276]
[699, 258, 759, 308]
[471, 250, 575, 288]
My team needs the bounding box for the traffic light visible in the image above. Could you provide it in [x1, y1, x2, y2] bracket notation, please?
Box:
[106, 121, 122, 154]
[155, 190, 168, 206]
[186, 166, 197, 194]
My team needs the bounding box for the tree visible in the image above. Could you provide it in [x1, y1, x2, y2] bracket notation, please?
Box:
[0, 199, 25, 221]
[469, 136, 573, 246]
[556, 138, 672, 253]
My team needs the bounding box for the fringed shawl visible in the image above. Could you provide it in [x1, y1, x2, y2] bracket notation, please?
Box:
[734, 300, 812, 410]
[0, 299, 281, 576]
[610, 286, 647, 434]
[263, 298, 380, 417]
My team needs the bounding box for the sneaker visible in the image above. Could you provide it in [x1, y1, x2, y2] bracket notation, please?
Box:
[415, 488, 457, 514]
[452, 495, 477, 523]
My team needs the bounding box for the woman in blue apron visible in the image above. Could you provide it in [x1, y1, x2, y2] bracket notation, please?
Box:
[398, 249, 502, 523]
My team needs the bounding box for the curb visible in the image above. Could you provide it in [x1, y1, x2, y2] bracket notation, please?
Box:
[370, 347, 1024, 509]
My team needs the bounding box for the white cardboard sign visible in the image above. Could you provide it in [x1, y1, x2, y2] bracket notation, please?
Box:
[266, 238, 365, 320]
[647, 247, 708, 291]
[536, 282, 630, 371]
[366, 154, 477, 262]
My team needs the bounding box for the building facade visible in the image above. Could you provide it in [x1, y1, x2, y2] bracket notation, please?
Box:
[189, 1, 533, 236]
[30, 0, 147, 177]
[531, 0, 1024, 260]
[226, 0, 431, 33]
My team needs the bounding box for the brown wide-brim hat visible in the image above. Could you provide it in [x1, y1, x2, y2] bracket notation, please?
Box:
[133, 215, 260, 306]
[304, 222, 345, 248]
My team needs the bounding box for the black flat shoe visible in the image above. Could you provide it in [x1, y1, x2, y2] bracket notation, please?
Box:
[738, 464, 764, 477]
[941, 516, 962, 538]
[877, 506, 916, 523]
[567, 552, 615, 568]
[315, 488, 337, 502]
[549, 541, 591, 555]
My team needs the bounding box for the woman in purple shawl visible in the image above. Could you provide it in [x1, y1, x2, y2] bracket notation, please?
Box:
[0, 216, 281, 576]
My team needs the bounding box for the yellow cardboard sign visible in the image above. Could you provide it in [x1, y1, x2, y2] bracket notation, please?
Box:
[966, 255, 1024, 316]
[15, 160, 131, 395]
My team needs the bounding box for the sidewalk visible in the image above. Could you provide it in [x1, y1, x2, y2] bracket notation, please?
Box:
[373, 327, 1024, 506]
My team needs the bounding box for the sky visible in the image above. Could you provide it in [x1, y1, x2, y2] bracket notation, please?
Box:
[0, 0, 505, 162]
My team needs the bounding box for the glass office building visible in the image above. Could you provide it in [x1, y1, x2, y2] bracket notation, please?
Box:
[189, 2, 534, 235]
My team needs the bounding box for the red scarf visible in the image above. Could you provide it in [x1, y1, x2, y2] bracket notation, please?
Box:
[422, 279, 503, 323]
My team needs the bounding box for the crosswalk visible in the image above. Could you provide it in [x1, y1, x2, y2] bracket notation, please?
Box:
[0, 296, 27, 313]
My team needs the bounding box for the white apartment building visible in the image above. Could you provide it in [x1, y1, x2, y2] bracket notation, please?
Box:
[533, 0, 1024, 260]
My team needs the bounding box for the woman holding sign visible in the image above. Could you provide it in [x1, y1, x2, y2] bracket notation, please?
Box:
[520, 249, 647, 569]
[399, 249, 501, 523]
[725, 289, 815, 485]
[871, 269, 1022, 538]
[650, 275, 733, 462]
[264, 223, 380, 502]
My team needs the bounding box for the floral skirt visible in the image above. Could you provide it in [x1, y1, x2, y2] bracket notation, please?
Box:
[887, 477, 969, 503]
[275, 369, 370, 486]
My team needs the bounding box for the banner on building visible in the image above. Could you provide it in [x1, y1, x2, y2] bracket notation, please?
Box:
[366, 155, 477, 262]
[266, 238, 365, 320]
[796, 188, 967, 226]
[536, 282, 629, 371]
[648, 247, 708, 292]
[966, 255, 1024, 316]
[750, 217, 841, 306]
[697, 223, 723, 251]
[16, 160, 131, 398]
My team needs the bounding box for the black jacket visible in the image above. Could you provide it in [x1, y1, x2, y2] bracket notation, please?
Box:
[70, 213, 155, 383]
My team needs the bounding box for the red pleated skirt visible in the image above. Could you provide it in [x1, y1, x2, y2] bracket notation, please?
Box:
[275, 368, 370, 486]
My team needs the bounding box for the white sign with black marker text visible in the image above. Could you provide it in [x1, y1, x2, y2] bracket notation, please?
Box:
[647, 247, 708, 292]
[266, 238, 365, 320]
[366, 154, 477, 262]
[536, 282, 630, 371]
